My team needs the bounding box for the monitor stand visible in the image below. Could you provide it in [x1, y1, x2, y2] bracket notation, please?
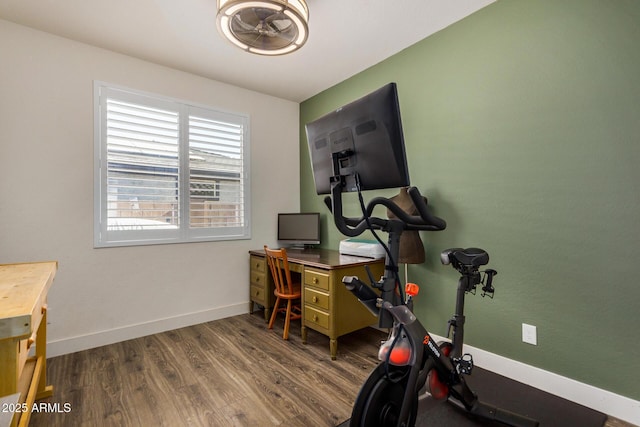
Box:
[284, 245, 322, 258]
[285, 244, 315, 251]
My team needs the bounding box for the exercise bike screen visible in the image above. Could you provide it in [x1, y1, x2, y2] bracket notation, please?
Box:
[305, 82, 410, 195]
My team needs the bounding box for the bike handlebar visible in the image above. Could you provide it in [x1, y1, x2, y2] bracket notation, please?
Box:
[325, 183, 446, 237]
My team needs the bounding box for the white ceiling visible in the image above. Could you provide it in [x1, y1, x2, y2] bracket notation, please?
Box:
[0, 0, 495, 102]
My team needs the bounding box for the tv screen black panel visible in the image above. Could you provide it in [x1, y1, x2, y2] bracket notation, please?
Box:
[277, 213, 321, 245]
[305, 83, 410, 194]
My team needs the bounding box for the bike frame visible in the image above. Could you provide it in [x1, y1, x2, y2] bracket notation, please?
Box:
[327, 176, 444, 328]
[327, 173, 538, 427]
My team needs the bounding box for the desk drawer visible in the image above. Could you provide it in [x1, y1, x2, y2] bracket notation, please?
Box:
[304, 269, 329, 291]
[305, 287, 329, 310]
[305, 306, 329, 330]
[250, 256, 266, 272]
[250, 270, 267, 287]
[250, 284, 268, 305]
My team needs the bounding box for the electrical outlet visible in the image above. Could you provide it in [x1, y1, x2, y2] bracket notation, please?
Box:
[522, 323, 537, 345]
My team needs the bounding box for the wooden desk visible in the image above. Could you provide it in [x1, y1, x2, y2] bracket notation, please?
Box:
[249, 249, 383, 359]
[0, 262, 56, 427]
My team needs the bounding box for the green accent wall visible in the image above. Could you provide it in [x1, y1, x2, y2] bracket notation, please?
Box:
[300, 0, 640, 400]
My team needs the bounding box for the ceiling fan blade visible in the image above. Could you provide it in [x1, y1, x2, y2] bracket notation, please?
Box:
[238, 7, 281, 26]
[233, 22, 259, 33]
[267, 19, 294, 34]
[225, 5, 302, 50]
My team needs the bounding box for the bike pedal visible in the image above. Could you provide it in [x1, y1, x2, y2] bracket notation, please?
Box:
[455, 353, 474, 375]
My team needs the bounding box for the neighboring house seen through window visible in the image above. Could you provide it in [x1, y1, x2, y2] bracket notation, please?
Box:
[94, 83, 250, 247]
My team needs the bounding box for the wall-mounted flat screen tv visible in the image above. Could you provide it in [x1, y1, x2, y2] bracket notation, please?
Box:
[305, 82, 410, 195]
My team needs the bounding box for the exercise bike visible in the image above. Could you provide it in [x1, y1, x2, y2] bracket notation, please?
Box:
[325, 177, 539, 427]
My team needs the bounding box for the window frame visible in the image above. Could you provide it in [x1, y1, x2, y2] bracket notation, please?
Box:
[93, 82, 251, 248]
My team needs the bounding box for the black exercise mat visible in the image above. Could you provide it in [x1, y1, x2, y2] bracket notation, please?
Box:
[338, 367, 606, 427]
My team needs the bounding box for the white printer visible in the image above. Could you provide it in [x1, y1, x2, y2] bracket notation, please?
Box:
[339, 238, 386, 259]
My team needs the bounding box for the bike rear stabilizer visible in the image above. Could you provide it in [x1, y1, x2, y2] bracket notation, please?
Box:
[452, 399, 539, 427]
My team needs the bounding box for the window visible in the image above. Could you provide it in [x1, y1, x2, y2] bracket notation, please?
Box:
[94, 83, 250, 247]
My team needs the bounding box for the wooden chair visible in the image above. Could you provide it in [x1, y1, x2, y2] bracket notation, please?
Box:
[264, 245, 302, 340]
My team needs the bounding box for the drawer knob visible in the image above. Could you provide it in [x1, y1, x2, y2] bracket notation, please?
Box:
[312, 277, 318, 284]
[256, 277, 260, 283]
[256, 290, 260, 296]
[312, 296, 318, 303]
[313, 315, 318, 322]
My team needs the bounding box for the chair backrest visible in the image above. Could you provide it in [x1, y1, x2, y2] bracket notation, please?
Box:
[264, 246, 296, 296]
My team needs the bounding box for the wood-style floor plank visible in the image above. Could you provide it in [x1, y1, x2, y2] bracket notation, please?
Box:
[29, 312, 635, 427]
[29, 312, 383, 427]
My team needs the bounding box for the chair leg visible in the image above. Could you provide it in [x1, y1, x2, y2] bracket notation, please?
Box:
[283, 299, 292, 340]
[268, 297, 280, 330]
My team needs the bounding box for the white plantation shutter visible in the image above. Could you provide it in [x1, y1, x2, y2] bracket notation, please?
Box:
[106, 99, 180, 230]
[95, 83, 250, 247]
[188, 109, 245, 234]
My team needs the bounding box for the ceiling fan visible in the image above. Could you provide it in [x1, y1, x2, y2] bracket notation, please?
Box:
[216, 0, 309, 56]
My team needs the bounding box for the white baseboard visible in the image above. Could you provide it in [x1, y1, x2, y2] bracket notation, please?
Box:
[429, 334, 640, 426]
[47, 302, 248, 358]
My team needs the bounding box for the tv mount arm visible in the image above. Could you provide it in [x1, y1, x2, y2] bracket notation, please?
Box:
[325, 152, 446, 328]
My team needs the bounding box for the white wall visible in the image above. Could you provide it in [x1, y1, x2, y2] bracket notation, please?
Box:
[0, 20, 300, 356]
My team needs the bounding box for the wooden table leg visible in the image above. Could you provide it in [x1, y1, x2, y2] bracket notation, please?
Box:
[34, 306, 53, 400]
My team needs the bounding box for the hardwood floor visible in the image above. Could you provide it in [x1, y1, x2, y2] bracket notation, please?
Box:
[30, 312, 635, 427]
[30, 312, 383, 427]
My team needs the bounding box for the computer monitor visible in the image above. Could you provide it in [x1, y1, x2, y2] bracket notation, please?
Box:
[277, 213, 321, 247]
[305, 82, 410, 195]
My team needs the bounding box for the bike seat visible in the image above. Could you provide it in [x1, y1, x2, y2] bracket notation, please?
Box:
[441, 248, 489, 268]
